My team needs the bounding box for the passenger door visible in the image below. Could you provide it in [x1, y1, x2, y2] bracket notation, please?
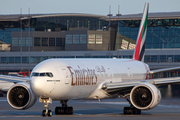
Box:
[56, 67, 70, 84]
[62, 68, 70, 84]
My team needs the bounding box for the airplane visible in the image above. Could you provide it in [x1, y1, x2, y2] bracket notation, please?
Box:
[1, 2, 180, 117]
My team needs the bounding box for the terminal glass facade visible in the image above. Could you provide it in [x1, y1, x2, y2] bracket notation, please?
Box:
[116, 19, 180, 49]
[0, 15, 107, 46]
[0, 28, 34, 44]
[1, 14, 180, 51]
[32, 16, 108, 31]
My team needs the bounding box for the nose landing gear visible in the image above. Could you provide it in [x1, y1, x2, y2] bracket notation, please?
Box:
[40, 98, 52, 117]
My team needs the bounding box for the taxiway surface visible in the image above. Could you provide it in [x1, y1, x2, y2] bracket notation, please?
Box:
[0, 97, 180, 120]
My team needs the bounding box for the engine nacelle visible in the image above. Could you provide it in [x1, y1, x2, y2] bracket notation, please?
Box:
[130, 82, 161, 110]
[7, 82, 37, 110]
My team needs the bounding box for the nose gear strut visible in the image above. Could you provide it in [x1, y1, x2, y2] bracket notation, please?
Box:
[40, 98, 52, 117]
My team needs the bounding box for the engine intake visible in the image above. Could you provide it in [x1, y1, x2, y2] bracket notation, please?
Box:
[130, 82, 161, 110]
[7, 82, 37, 110]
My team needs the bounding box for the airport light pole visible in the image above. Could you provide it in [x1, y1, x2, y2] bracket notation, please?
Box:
[20, 8, 23, 72]
[107, 5, 113, 58]
[116, 5, 121, 58]
[28, 8, 31, 76]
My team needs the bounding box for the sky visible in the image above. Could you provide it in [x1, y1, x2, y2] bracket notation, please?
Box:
[0, 0, 180, 15]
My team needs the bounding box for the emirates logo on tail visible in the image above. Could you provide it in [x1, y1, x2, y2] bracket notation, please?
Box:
[133, 3, 149, 62]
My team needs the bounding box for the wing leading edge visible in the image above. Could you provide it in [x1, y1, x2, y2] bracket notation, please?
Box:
[102, 77, 180, 94]
[149, 67, 180, 74]
[0, 75, 30, 83]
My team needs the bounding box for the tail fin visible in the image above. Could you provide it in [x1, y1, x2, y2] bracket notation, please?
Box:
[133, 3, 149, 61]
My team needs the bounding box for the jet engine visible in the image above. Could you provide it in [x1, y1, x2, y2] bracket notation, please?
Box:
[7, 82, 37, 110]
[130, 82, 161, 110]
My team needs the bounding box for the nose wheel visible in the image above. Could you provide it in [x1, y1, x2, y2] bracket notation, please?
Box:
[42, 110, 52, 117]
[41, 98, 52, 117]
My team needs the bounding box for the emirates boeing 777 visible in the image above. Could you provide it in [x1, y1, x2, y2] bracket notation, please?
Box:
[2, 3, 180, 117]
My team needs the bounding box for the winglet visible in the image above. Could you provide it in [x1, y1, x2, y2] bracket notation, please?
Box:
[133, 3, 149, 61]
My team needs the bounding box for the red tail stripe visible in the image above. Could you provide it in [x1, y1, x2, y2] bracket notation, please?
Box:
[134, 28, 143, 60]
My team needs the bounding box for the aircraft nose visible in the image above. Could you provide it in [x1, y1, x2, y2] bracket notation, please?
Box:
[30, 77, 44, 97]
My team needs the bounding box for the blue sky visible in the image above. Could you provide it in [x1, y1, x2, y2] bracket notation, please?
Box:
[0, 0, 180, 15]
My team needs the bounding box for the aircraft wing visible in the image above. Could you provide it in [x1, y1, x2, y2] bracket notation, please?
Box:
[0, 74, 30, 83]
[149, 67, 180, 74]
[102, 77, 180, 94]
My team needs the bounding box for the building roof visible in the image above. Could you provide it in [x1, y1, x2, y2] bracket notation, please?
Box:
[103, 12, 180, 21]
[0, 13, 106, 21]
[1, 12, 180, 22]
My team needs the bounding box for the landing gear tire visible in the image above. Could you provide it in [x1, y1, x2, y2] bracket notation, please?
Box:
[123, 107, 141, 115]
[42, 110, 46, 117]
[55, 100, 73, 115]
[55, 107, 63, 115]
[48, 110, 52, 117]
[55, 107, 73, 115]
[120, 94, 141, 115]
[67, 107, 73, 115]
[124, 107, 131, 115]
[42, 110, 52, 117]
[133, 108, 141, 115]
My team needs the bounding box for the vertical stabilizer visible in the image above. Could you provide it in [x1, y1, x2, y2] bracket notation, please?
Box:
[133, 3, 149, 61]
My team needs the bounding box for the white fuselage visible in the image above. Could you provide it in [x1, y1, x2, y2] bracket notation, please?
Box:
[30, 58, 149, 100]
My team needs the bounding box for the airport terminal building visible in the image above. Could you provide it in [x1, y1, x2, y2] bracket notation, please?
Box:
[0, 12, 180, 78]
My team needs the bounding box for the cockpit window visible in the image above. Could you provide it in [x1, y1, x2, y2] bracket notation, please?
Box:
[32, 72, 39, 76]
[46, 73, 53, 77]
[31, 72, 53, 77]
[40, 73, 46, 76]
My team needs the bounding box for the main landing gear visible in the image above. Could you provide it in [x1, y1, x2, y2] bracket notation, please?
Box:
[120, 94, 141, 115]
[124, 106, 141, 115]
[55, 100, 73, 115]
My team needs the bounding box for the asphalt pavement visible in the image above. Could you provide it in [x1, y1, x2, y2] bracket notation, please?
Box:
[0, 97, 180, 120]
